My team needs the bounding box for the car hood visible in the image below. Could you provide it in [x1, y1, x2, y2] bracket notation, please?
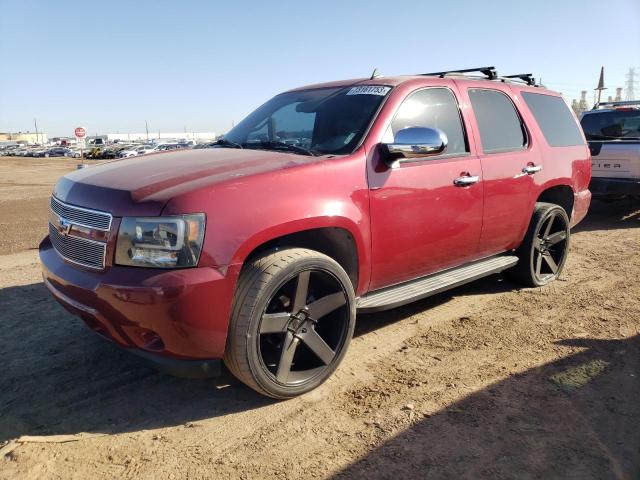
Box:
[53, 148, 320, 216]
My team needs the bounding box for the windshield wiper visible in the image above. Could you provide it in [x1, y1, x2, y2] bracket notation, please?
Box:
[258, 140, 317, 156]
[212, 138, 243, 149]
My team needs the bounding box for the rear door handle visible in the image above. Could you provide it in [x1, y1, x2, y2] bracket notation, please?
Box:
[522, 164, 542, 175]
[453, 175, 480, 187]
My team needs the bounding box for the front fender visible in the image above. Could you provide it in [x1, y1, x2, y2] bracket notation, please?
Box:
[162, 152, 372, 294]
[228, 214, 370, 294]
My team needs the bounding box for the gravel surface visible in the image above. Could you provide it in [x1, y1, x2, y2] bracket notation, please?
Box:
[0, 157, 638, 479]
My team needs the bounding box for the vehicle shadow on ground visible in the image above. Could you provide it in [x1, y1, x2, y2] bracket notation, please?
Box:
[0, 280, 275, 442]
[0, 274, 515, 443]
[335, 334, 640, 479]
[572, 198, 639, 233]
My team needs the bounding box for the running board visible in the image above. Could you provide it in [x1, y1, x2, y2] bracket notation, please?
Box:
[357, 255, 518, 313]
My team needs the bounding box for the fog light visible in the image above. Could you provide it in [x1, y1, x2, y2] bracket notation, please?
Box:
[140, 330, 165, 352]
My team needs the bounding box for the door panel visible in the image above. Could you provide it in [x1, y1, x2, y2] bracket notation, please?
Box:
[462, 86, 541, 255]
[368, 156, 483, 290]
[476, 150, 538, 255]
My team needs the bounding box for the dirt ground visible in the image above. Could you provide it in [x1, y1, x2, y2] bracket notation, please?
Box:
[0, 156, 638, 479]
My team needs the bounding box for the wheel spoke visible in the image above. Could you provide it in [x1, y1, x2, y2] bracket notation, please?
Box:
[543, 213, 556, 237]
[307, 292, 347, 320]
[300, 329, 335, 365]
[546, 230, 566, 245]
[276, 331, 299, 383]
[292, 271, 310, 312]
[543, 253, 558, 273]
[535, 252, 543, 276]
[260, 312, 290, 334]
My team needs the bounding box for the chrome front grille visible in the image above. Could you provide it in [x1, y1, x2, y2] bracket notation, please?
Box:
[49, 196, 111, 269]
[49, 223, 107, 269]
[50, 196, 112, 231]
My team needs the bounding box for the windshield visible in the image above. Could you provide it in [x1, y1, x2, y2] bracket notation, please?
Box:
[581, 110, 640, 140]
[223, 85, 391, 155]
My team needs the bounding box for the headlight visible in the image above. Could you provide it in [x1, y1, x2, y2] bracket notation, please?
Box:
[115, 214, 205, 268]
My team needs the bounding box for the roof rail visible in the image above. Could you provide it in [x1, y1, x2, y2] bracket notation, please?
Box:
[503, 73, 536, 86]
[420, 66, 498, 80]
[593, 99, 640, 110]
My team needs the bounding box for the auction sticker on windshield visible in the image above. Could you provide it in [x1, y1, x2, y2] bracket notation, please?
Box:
[346, 86, 391, 96]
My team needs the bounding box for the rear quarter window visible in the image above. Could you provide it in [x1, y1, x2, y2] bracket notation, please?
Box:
[468, 89, 526, 154]
[522, 92, 585, 147]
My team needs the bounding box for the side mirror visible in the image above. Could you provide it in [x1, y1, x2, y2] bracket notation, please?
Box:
[381, 127, 448, 164]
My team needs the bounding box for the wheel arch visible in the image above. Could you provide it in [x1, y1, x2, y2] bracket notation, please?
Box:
[230, 218, 367, 294]
[535, 183, 575, 219]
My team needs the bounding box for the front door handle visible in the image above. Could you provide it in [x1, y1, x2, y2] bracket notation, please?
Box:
[522, 164, 542, 175]
[453, 175, 480, 187]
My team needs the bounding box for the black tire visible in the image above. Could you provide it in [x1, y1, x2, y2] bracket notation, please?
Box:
[509, 202, 570, 287]
[224, 248, 356, 399]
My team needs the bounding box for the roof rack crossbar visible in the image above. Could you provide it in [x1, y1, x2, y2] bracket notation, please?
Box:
[503, 73, 536, 86]
[420, 66, 498, 80]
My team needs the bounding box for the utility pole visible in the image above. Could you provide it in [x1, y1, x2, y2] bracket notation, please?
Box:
[624, 67, 637, 100]
[594, 66, 606, 106]
[145, 120, 149, 142]
[34, 118, 39, 144]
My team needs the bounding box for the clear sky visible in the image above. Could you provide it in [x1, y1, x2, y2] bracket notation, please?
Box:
[1, 0, 639, 137]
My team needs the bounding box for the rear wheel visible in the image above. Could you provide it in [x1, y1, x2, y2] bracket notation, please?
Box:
[509, 202, 570, 287]
[224, 248, 355, 399]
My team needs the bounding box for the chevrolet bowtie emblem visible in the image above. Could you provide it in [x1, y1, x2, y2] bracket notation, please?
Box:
[58, 217, 73, 236]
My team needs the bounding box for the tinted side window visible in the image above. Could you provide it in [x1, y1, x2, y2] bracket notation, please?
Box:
[522, 92, 584, 146]
[468, 89, 526, 153]
[386, 88, 468, 156]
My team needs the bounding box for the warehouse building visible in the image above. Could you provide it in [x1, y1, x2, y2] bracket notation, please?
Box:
[0, 131, 48, 144]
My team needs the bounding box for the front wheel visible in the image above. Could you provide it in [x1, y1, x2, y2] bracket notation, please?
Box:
[509, 202, 570, 287]
[224, 248, 356, 399]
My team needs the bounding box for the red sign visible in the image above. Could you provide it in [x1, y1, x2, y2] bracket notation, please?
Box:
[74, 127, 86, 138]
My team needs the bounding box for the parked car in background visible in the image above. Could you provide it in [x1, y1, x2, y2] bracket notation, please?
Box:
[45, 147, 75, 158]
[67, 148, 83, 158]
[135, 145, 157, 155]
[118, 146, 142, 158]
[40, 67, 591, 399]
[31, 147, 49, 157]
[192, 142, 214, 149]
[157, 143, 181, 151]
[580, 100, 640, 199]
[14, 148, 30, 156]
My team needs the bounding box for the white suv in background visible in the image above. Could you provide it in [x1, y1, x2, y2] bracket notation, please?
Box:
[136, 145, 157, 155]
[580, 100, 640, 199]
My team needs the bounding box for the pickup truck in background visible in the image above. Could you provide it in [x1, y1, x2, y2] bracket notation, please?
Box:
[581, 101, 640, 200]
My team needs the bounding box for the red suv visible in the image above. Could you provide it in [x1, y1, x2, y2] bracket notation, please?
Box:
[40, 67, 591, 398]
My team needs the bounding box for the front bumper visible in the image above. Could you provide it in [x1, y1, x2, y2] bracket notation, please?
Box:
[589, 177, 640, 197]
[40, 236, 240, 365]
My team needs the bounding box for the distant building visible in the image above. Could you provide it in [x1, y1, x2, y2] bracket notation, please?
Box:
[0, 131, 48, 144]
[106, 132, 216, 142]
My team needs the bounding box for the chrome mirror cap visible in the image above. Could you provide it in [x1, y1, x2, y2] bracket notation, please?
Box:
[382, 127, 448, 161]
